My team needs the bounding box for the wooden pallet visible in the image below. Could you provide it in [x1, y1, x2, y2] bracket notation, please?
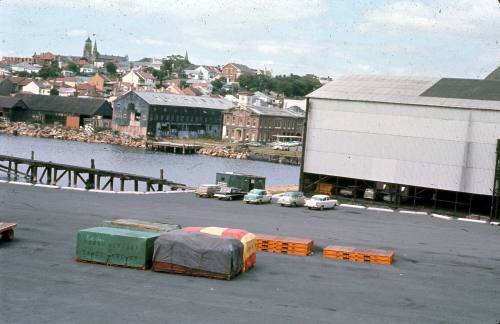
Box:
[255, 234, 314, 256]
[323, 246, 394, 265]
[152, 261, 237, 280]
[75, 257, 148, 270]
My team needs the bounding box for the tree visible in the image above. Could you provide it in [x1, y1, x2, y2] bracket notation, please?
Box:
[211, 77, 225, 95]
[50, 87, 59, 96]
[143, 66, 165, 87]
[67, 62, 80, 75]
[237, 73, 321, 97]
[38, 61, 61, 79]
[105, 62, 117, 76]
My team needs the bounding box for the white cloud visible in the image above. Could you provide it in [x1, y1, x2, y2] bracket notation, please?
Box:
[64, 29, 87, 37]
[360, 0, 500, 35]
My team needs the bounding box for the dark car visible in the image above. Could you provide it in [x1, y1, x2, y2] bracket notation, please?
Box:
[213, 187, 246, 201]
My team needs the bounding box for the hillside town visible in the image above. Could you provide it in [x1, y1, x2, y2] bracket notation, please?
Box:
[0, 37, 331, 144]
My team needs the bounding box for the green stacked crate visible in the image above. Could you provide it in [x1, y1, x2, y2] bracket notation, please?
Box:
[76, 227, 159, 269]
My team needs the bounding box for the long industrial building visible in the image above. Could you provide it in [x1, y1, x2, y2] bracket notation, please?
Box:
[300, 73, 500, 218]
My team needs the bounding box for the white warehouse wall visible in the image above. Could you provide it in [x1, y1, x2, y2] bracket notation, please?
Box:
[304, 98, 500, 195]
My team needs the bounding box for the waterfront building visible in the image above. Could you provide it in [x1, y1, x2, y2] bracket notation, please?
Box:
[222, 92, 304, 143]
[300, 73, 500, 217]
[112, 91, 235, 138]
[13, 93, 112, 127]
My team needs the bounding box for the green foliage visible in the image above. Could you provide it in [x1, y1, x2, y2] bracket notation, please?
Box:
[50, 87, 59, 96]
[211, 77, 225, 95]
[67, 62, 80, 74]
[38, 61, 61, 79]
[161, 54, 190, 79]
[237, 73, 321, 97]
[105, 62, 117, 75]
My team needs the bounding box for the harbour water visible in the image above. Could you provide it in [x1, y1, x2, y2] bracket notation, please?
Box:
[0, 134, 300, 186]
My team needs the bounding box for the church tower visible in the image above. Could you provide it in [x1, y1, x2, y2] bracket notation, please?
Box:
[83, 37, 92, 60]
[92, 39, 99, 62]
[184, 50, 189, 63]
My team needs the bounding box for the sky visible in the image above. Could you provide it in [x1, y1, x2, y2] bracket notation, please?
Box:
[0, 0, 499, 78]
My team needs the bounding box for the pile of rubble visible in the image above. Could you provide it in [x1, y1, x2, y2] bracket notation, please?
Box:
[198, 145, 248, 159]
[0, 122, 145, 148]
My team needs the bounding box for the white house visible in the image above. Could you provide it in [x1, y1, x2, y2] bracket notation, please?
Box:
[11, 62, 41, 74]
[301, 74, 500, 217]
[122, 69, 156, 89]
[22, 80, 51, 95]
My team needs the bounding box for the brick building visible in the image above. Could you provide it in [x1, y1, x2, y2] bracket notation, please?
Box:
[222, 93, 304, 142]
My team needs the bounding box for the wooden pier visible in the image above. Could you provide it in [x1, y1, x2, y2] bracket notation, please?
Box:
[146, 141, 201, 154]
[0, 153, 188, 192]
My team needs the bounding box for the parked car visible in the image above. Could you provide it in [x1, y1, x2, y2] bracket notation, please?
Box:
[305, 195, 338, 210]
[277, 191, 306, 207]
[244, 189, 272, 204]
[195, 184, 221, 198]
[214, 187, 246, 201]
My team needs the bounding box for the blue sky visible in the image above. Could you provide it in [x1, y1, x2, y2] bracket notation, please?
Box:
[1, 0, 499, 78]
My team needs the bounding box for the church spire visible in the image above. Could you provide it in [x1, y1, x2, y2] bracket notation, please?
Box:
[184, 50, 189, 63]
[92, 39, 99, 58]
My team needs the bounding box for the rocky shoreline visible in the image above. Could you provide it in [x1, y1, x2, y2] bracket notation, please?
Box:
[197, 145, 249, 160]
[0, 122, 146, 148]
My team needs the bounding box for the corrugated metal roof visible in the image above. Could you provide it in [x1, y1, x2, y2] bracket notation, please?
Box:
[307, 75, 500, 111]
[421, 78, 500, 101]
[485, 66, 500, 81]
[135, 91, 235, 110]
[15, 94, 112, 117]
[245, 105, 304, 118]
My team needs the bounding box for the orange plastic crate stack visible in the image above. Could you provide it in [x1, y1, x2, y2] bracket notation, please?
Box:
[323, 246, 394, 265]
[255, 234, 313, 256]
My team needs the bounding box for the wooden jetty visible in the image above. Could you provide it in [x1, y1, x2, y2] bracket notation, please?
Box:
[146, 141, 201, 154]
[0, 153, 188, 192]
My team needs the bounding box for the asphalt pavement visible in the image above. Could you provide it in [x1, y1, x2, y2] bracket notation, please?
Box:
[0, 183, 499, 324]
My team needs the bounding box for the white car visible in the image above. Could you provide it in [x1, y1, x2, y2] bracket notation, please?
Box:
[277, 192, 306, 207]
[305, 195, 338, 210]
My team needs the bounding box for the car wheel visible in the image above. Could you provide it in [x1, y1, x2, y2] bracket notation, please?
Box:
[320, 205, 324, 211]
[308, 207, 311, 210]
[229, 196, 233, 201]
[292, 202, 297, 207]
[246, 201, 249, 204]
[280, 204, 284, 207]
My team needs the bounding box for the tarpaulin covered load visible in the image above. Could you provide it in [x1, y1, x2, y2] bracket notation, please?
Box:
[76, 227, 159, 269]
[152, 231, 243, 280]
[103, 219, 181, 233]
[182, 226, 256, 272]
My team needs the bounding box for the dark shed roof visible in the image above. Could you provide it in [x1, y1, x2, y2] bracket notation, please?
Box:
[420, 78, 500, 101]
[15, 94, 112, 117]
[0, 96, 28, 109]
[485, 66, 500, 81]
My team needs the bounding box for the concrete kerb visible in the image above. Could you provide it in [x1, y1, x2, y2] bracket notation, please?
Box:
[399, 210, 428, 216]
[2, 181, 192, 195]
[457, 218, 488, 224]
[431, 213, 453, 221]
[340, 203, 366, 209]
[367, 207, 394, 213]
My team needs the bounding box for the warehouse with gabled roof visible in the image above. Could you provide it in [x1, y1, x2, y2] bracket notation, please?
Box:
[112, 91, 235, 138]
[300, 72, 500, 218]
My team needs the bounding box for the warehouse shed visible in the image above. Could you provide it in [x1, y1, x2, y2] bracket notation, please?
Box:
[112, 91, 235, 138]
[300, 74, 500, 218]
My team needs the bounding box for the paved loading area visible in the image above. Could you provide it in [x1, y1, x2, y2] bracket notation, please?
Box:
[0, 183, 499, 323]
